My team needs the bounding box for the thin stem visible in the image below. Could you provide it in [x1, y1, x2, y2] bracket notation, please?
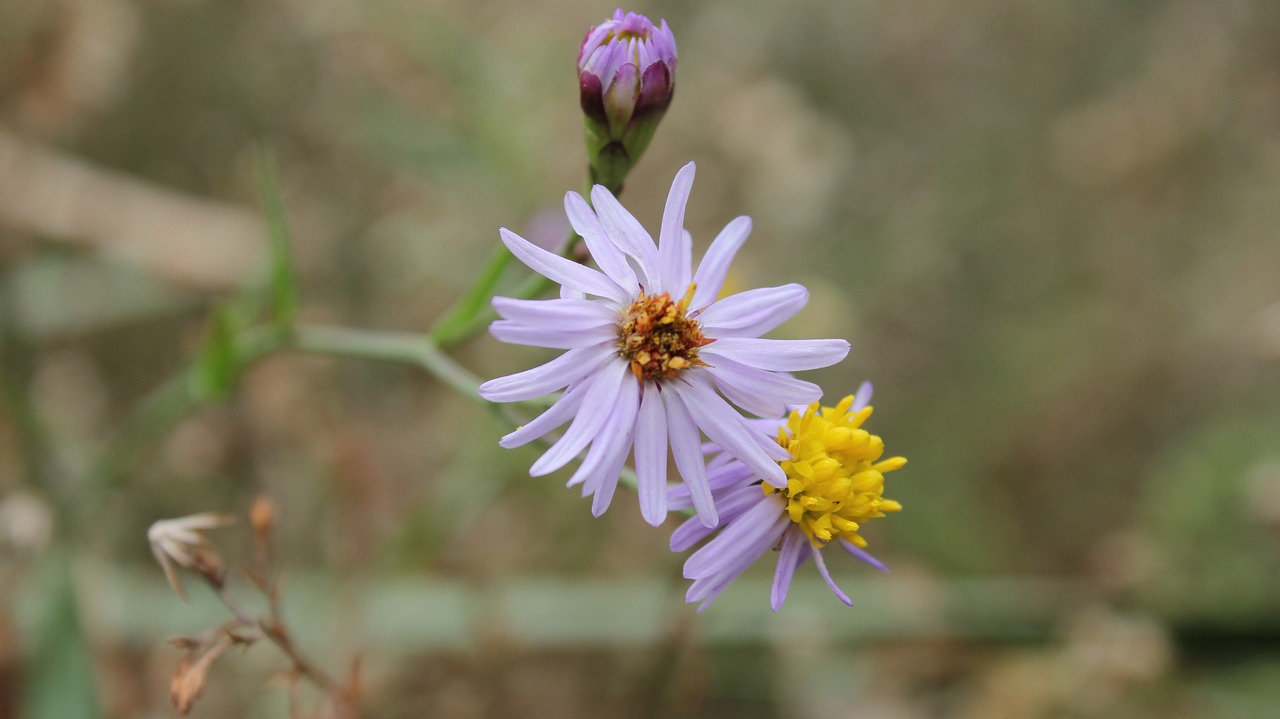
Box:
[210, 580, 353, 714]
[92, 328, 286, 492]
[429, 244, 516, 348]
[431, 226, 582, 349]
[0, 279, 85, 525]
[95, 324, 489, 492]
[289, 325, 484, 402]
[441, 272, 557, 348]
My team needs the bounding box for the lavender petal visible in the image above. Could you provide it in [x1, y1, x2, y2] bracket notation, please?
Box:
[771, 529, 806, 611]
[589, 186, 660, 290]
[489, 321, 615, 350]
[690, 216, 751, 310]
[498, 381, 589, 449]
[705, 354, 822, 419]
[684, 497, 789, 579]
[499, 227, 628, 303]
[703, 338, 850, 373]
[698, 283, 809, 338]
[564, 192, 638, 293]
[634, 386, 669, 527]
[839, 538, 889, 573]
[664, 388, 717, 528]
[493, 296, 618, 328]
[529, 361, 628, 476]
[678, 377, 788, 487]
[658, 162, 695, 293]
[477, 344, 614, 403]
[811, 545, 854, 606]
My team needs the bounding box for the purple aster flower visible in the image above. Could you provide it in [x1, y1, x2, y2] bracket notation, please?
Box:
[578, 9, 677, 193]
[478, 163, 850, 528]
[669, 383, 906, 611]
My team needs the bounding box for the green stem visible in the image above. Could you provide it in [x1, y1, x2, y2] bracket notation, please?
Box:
[428, 245, 516, 348]
[92, 330, 281, 491]
[95, 324, 488, 490]
[290, 325, 483, 402]
[430, 177, 609, 348]
[450, 272, 557, 344]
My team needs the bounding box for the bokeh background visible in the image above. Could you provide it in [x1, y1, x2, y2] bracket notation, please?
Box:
[2, 0, 1280, 717]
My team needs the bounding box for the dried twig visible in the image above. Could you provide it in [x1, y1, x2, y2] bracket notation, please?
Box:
[150, 500, 360, 717]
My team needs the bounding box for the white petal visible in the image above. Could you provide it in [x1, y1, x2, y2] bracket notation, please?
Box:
[489, 321, 616, 349]
[839, 538, 889, 573]
[576, 383, 641, 518]
[690, 216, 751, 310]
[664, 388, 717, 528]
[528, 361, 628, 476]
[493, 296, 618, 327]
[669, 514, 712, 553]
[500, 227, 628, 303]
[588, 418, 635, 517]
[634, 386, 669, 526]
[564, 192, 638, 293]
[478, 344, 615, 403]
[683, 497, 788, 579]
[670, 481, 766, 532]
[812, 545, 853, 605]
[771, 529, 806, 611]
[658, 163, 695, 294]
[569, 378, 639, 489]
[678, 376, 787, 487]
[702, 338, 850, 372]
[589, 186, 660, 291]
[851, 381, 874, 412]
[498, 380, 589, 448]
[677, 230, 694, 291]
[706, 456, 759, 493]
[705, 354, 822, 418]
[698, 284, 809, 338]
[685, 514, 787, 611]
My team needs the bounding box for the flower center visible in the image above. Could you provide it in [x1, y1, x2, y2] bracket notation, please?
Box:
[764, 396, 905, 548]
[617, 284, 710, 382]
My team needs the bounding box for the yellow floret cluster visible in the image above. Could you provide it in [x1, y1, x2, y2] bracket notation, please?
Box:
[764, 396, 905, 548]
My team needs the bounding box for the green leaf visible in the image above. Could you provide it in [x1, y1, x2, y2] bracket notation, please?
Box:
[22, 556, 103, 719]
[190, 305, 239, 400]
[255, 148, 298, 332]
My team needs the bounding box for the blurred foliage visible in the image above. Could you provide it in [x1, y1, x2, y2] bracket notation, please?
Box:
[1, 0, 1279, 716]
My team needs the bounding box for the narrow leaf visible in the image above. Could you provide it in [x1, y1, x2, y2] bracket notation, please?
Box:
[255, 148, 298, 331]
[22, 556, 104, 719]
[190, 305, 239, 401]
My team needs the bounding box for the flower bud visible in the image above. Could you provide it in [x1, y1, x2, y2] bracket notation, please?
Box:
[578, 9, 676, 193]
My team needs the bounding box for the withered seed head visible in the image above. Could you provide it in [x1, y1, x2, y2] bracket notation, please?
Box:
[617, 286, 711, 382]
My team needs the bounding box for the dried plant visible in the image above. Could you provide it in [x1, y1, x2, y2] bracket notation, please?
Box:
[149, 499, 360, 717]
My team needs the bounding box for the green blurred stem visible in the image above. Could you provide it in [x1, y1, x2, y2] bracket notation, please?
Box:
[437, 270, 558, 347]
[429, 244, 516, 347]
[428, 240, 566, 348]
[97, 325, 486, 490]
[290, 325, 483, 401]
[429, 176, 615, 348]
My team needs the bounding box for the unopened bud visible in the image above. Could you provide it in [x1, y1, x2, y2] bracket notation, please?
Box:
[578, 9, 676, 193]
[249, 495, 276, 540]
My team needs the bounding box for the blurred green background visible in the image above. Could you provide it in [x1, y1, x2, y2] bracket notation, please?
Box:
[2, 0, 1280, 717]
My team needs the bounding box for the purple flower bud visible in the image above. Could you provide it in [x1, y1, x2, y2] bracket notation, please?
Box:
[577, 9, 677, 193]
